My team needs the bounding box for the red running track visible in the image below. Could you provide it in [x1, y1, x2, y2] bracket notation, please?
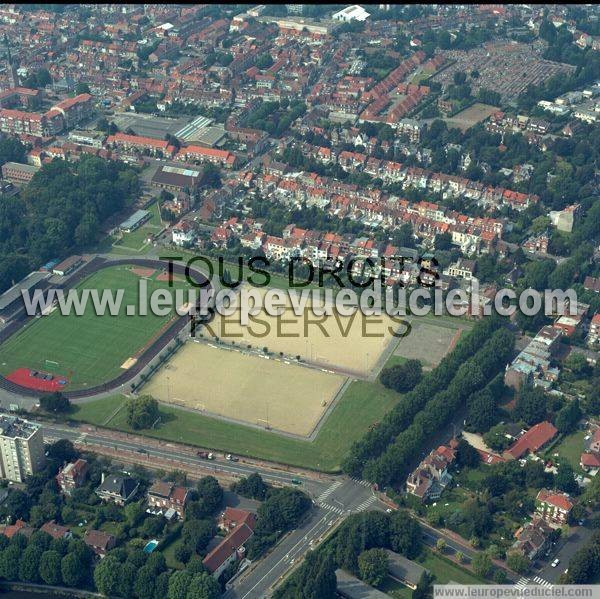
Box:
[6, 368, 69, 392]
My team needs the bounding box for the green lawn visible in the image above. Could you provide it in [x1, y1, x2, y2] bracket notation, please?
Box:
[417, 549, 485, 585]
[545, 430, 586, 474]
[72, 379, 403, 472]
[0, 265, 190, 389]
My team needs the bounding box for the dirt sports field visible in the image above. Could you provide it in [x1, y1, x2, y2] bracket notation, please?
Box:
[443, 102, 499, 132]
[394, 319, 466, 368]
[200, 286, 407, 377]
[143, 341, 346, 436]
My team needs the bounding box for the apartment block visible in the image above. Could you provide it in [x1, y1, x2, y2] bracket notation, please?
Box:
[0, 416, 45, 482]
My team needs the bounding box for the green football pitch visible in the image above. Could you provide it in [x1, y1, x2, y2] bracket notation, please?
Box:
[0, 265, 192, 390]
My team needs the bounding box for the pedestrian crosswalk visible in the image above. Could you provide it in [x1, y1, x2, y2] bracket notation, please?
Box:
[354, 495, 377, 512]
[532, 576, 553, 588]
[317, 481, 342, 503]
[320, 502, 346, 516]
[515, 577, 529, 590]
[515, 576, 553, 590]
[351, 477, 372, 488]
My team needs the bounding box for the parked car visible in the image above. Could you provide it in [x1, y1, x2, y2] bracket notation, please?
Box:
[551, 558, 560, 568]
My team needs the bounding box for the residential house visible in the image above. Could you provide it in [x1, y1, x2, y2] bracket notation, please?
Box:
[172, 220, 195, 247]
[84, 529, 117, 557]
[512, 517, 554, 560]
[587, 314, 600, 347]
[147, 480, 189, 519]
[535, 489, 574, 526]
[406, 440, 457, 502]
[96, 473, 139, 505]
[56, 458, 89, 496]
[505, 421, 558, 460]
[203, 510, 256, 578]
[40, 520, 72, 540]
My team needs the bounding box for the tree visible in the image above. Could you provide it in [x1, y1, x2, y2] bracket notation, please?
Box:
[358, 548, 388, 587]
[555, 462, 577, 494]
[46, 438, 78, 463]
[380, 359, 422, 393]
[555, 400, 582, 434]
[472, 552, 493, 578]
[182, 519, 215, 554]
[0, 137, 26, 166]
[456, 439, 481, 468]
[186, 571, 220, 599]
[232, 472, 268, 500]
[413, 571, 434, 599]
[167, 570, 193, 599]
[434, 231, 453, 251]
[514, 387, 547, 425]
[39, 392, 71, 413]
[196, 476, 223, 514]
[61, 551, 86, 587]
[389, 511, 421, 558]
[524, 460, 551, 489]
[39, 550, 62, 586]
[507, 551, 530, 574]
[18, 544, 42, 582]
[0, 544, 21, 580]
[94, 554, 121, 595]
[436, 538, 446, 552]
[126, 395, 159, 430]
[565, 352, 590, 377]
[466, 388, 497, 432]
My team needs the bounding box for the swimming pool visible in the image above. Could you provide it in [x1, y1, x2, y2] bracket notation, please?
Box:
[143, 539, 159, 553]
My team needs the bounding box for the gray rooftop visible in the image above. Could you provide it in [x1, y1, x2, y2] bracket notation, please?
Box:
[385, 550, 428, 586]
[336, 569, 389, 599]
[119, 209, 150, 230]
[0, 271, 48, 311]
[0, 416, 40, 440]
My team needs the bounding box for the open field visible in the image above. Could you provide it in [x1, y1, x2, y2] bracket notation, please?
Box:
[72, 378, 403, 471]
[393, 319, 463, 368]
[144, 341, 346, 436]
[443, 102, 499, 132]
[200, 286, 405, 376]
[0, 265, 190, 389]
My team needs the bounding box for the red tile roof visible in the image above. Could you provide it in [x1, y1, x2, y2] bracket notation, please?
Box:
[506, 421, 558, 459]
[536, 489, 574, 512]
[580, 452, 600, 468]
[202, 522, 254, 573]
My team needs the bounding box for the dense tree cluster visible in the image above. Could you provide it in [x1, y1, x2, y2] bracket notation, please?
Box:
[380, 359, 422, 394]
[0, 156, 139, 293]
[343, 318, 513, 487]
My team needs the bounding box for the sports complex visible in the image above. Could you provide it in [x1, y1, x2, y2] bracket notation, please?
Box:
[0, 254, 469, 467]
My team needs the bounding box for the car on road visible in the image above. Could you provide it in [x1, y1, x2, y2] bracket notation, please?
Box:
[197, 451, 214, 460]
[551, 558, 560, 568]
[291, 478, 302, 485]
[226, 454, 239, 462]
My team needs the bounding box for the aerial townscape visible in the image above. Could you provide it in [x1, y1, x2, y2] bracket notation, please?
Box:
[0, 3, 598, 598]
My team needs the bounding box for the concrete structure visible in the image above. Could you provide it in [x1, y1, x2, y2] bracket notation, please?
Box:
[0, 415, 44, 482]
